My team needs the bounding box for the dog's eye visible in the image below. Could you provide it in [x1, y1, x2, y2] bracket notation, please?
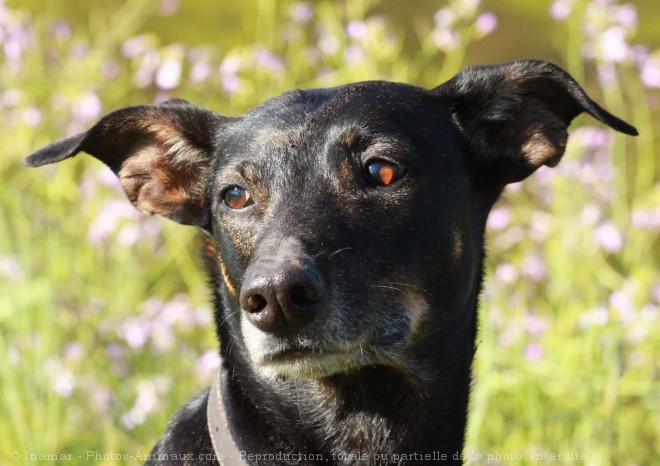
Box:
[222, 186, 254, 209]
[366, 160, 405, 186]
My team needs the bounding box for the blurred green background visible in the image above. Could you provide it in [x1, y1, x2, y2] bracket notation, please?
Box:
[2, 0, 659, 465]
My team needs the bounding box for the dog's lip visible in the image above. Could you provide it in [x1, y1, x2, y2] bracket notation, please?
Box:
[263, 346, 343, 363]
[260, 343, 363, 365]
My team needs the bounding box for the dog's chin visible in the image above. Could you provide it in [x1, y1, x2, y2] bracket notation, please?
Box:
[255, 346, 371, 380]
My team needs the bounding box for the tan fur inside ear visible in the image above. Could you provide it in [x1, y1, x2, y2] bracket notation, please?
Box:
[520, 126, 567, 168]
[117, 126, 212, 225]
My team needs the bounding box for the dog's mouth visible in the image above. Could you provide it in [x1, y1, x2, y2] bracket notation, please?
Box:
[258, 343, 369, 379]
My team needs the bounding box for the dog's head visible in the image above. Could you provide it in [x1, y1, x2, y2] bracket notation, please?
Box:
[27, 61, 636, 381]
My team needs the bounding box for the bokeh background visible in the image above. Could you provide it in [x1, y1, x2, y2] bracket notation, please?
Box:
[2, 0, 659, 464]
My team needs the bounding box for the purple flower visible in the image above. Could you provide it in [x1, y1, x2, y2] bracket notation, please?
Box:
[158, 0, 180, 16]
[432, 29, 460, 52]
[550, 0, 572, 21]
[197, 350, 220, 377]
[610, 289, 634, 323]
[580, 307, 610, 327]
[344, 45, 364, 64]
[524, 343, 544, 361]
[72, 91, 102, 124]
[640, 55, 660, 88]
[475, 12, 497, 36]
[52, 20, 72, 40]
[434, 8, 455, 28]
[495, 263, 518, 284]
[119, 319, 149, 349]
[189, 60, 211, 83]
[525, 315, 549, 336]
[631, 209, 660, 231]
[594, 221, 623, 253]
[346, 20, 368, 40]
[255, 48, 285, 75]
[521, 253, 547, 283]
[615, 4, 637, 29]
[122, 35, 153, 58]
[155, 58, 182, 89]
[0, 254, 24, 282]
[289, 2, 313, 24]
[487, 207, 511, 231]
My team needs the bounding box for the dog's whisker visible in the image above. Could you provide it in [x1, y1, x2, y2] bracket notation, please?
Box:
[328, 247, 354, 258]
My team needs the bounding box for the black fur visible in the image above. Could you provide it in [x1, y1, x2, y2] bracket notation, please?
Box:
[26, 60, 636, 465]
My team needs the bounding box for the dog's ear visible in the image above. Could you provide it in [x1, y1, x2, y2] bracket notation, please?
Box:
[25, 99, 230, 227]
[432, 60, 637, 184]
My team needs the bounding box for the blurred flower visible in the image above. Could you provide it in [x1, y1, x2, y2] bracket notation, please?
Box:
[87, 200, 140, 245]
[487, 207, 511, 231]
[580, 204, 602, 226]
[220, 54, 242, 94]
[197, 350, 220, 378]
[525, 314, 550, 336]
[594, 221, 623, 253]
[474, 12, 497, 37]
[52, 20, 72, 40]
[133, 50, 160, 88]
[72, 90, 102, 124]
[318, 33, 341, 56]
[101, 60, 120, 80]
[610, 289, 634, 323]
[521, 253, 547, 283]
[550, 0, 574, 21]
[122, 35, 154, 58]
[155, 58, 182, 89]
[121, 380, 159, 429]
[44, 358, 76, 398]
[580, 307, 609, 327]
[119, 318, 149, 349]
[64, 342, 85, 360]
[631, 209, 660, 231]
[255, 48, 285, 75]
[495, 262, 518, 284]
[640, 54, 660, 88]
[90, 387, 113, 413]
[581, 1, 637, 65]
[97, 166, 121, 188]
[189, 59, 211, 83]
[0, 254, 24, 282]
[432, 29, 460, 52]
[289, 2, 313, 24]
[344, 45, 364, 64]
[158, 0, 180, 16]
[346, 20, 368, 40]
[524, 343, 544, 361]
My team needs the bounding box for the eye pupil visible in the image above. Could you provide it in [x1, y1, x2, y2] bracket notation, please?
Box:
[223, 186, 252, 209]
[367, 160, 402, 186]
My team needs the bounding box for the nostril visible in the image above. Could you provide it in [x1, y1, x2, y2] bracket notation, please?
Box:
[245, 294, 267, 313]
[289, 283, 322, 308]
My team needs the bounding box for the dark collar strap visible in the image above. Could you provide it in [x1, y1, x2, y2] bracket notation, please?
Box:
[207, 370, 251, 466]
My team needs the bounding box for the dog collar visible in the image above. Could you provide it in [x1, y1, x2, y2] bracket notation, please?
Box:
[207, 370, 251, 466]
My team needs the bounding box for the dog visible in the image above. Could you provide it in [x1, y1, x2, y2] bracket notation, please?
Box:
[26, 60, 636, 465]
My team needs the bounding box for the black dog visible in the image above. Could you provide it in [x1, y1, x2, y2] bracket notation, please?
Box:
[26, 60, 636, 465]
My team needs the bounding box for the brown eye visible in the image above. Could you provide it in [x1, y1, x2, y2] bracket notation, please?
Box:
[222, 186, 253, 209]
[367, 160, 404, 186]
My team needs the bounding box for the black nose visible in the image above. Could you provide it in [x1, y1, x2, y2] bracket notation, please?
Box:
[240, 256, 325, 335]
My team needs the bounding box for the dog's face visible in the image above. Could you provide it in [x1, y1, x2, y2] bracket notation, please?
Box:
[26, 60, 636, 381]
[211, 83, 479, 379]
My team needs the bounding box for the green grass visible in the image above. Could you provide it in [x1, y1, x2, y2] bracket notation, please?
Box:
[2, 1, 658, 464]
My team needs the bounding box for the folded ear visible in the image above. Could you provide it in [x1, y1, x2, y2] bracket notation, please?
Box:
[25, 99, 230, 227]
[432, 60, 637, 184]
